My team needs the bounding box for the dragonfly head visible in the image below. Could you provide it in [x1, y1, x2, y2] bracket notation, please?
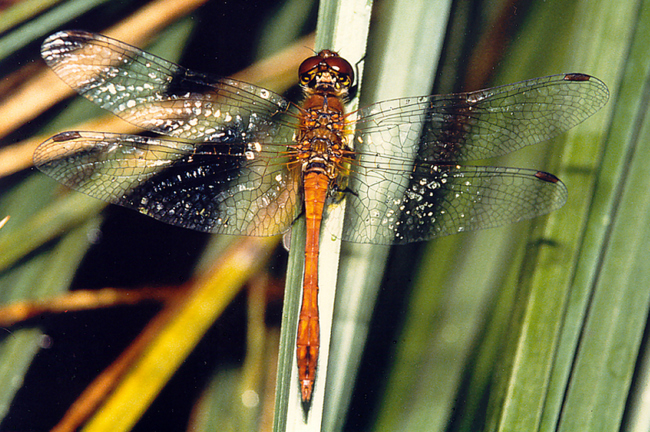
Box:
[299, 50, 354, 98]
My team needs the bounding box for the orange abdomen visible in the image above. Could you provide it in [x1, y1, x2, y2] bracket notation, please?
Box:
[296, 171, 330, 402]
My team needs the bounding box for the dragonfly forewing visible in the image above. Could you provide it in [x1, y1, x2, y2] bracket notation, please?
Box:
[354, 74, 609, 163]
[41, 31, 295, 143]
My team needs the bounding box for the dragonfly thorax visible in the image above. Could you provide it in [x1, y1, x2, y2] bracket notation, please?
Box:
[297, 94, 349, 182]
[298, 137, 342, 179]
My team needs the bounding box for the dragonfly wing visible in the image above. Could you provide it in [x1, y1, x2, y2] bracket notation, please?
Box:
[41, 30, 293, 142]
[354, 74, 608, 162]
[34, 131, 302, 236]
[342, 163, 567, 245]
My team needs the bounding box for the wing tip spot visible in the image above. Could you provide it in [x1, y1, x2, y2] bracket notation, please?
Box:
[534, 171, 560, 183]
[52, 131, 82, 142]
[563, 73, 592, 82]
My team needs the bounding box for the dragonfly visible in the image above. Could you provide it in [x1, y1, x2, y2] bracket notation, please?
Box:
[34, 30, 608, 404]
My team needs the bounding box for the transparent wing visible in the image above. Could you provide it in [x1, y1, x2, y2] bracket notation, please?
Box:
[342, 163, 567, 245]
[41, 30, 294, 143]
[34, 131, 302, 236]
[353, 74, 609, 162]
[339, 73, 606, 244]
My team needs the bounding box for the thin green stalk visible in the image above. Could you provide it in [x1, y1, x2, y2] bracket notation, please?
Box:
[273, 1, 373, 430]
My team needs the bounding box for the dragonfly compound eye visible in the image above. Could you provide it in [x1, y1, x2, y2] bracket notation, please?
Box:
[298, 55, 324, 84]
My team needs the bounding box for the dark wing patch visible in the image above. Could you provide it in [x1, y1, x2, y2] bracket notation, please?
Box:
[34, 131, 302, 236]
